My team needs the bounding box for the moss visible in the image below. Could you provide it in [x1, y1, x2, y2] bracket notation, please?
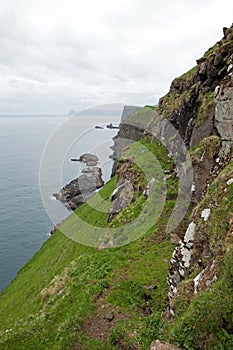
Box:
[144, 105, 158, 111]
[190, 135, 221, 164]
[197, 91, 215, 126]
[203, 44, 218, 58]
[179, 66, 198, 80]
[159, 88, 193, 119]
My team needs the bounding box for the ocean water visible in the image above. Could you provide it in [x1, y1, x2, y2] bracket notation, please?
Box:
[0, 111, 120, 291]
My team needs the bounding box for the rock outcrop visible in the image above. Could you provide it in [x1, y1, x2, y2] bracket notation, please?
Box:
[162, 26, 233, 318]
[54, 154, 104, 210]
[158, 25, 233, 148]
[109, 25, 233, 324]
[71, 153, 99, 166]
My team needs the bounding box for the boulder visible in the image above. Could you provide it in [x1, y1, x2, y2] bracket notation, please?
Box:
[53, 166, 104, 210]
[78, 153, 99, 164]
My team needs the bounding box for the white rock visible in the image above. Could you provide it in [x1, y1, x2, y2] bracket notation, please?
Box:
[181, 246, 192, 268]
[201, 208, 211, 221]
[194, 270, 205, 294]
[227, 178, 233, 185]
[186, 242, 193, 249]
[183, 222, 196, 243]
[215, 85, 220, 97]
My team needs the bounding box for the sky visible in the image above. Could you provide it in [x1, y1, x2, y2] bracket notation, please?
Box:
[0, 0, 232, 115]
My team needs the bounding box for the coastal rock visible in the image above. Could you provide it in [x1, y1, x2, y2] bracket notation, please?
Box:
[54, 166, 104, 210]
[70, 153, 99, 164]
[78, 153, 99, 164]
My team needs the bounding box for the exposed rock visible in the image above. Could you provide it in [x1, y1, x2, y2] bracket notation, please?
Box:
[191, 135, 222, 201]
[227, 178, 233, 185]
[86, 161, 98, 166]
[157, 25, 233, 203]
[150, 340, 182, 350]
[78, 153, 99, 164]
[50, 223, 61, 235]
[194, 260, 218, 294]
[143, 178, 157, 198]
[201, 208, 211, 221]
[165, 222, 196, 316]
[81, 167, 101, 174]
[108, 180, 134, 222]
[215, 65, 233, 156]
[103, 312, 115, 322]
[70, 153, 99, 164]
[54, 167, 104, 210]
[121, 105, 144, 122]
[106, 123, 119, 129]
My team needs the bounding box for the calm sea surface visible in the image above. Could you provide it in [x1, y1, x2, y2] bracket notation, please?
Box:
[0, 113, 119, 291]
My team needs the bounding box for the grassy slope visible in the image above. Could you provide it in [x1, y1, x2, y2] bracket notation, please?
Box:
[0, 139, 177, 350]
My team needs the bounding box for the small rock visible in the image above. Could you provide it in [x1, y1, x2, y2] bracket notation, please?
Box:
[227, 178, 233, 185]
[201, 208, 211, 221]
[104, 312, 115, 322]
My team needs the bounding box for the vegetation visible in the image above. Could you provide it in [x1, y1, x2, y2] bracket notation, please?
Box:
[0, 138, 178, 350]
[161, 159, 233, 349]
[197, 91, 215, 126]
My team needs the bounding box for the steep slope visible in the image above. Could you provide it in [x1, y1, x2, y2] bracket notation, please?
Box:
[0, 25, 232, 350]
[0, 139, 178, 350]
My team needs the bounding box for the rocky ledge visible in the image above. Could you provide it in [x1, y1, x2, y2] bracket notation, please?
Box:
[70, 153, 99, 166]
[53, 154, 104, 210]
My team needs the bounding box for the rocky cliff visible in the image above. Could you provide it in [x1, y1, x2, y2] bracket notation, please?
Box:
[110, 24, 233, 349]
[0, 25, 232, 350]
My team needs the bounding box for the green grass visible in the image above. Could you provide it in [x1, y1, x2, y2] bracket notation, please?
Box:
[197, 91, 215, 126]
[1, 135, 231, 349]
[0, 137, 177, 350]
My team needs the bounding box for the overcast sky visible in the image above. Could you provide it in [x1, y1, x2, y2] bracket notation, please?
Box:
[0, 0, 232, 114]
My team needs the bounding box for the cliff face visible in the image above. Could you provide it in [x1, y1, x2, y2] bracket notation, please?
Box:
[0, 25, 233, 350]
[110, 24, 233, 348]
[158, 25, 233, 148]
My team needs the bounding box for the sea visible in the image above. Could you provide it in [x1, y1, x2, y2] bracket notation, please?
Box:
[0, 108, 121, 291]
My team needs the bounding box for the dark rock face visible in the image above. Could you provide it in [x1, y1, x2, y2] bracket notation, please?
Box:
[158, 24, 233, 148]
[163, 36, 233, 318]
[108, 180, 134, 222]
[215, 61, 233, 156]
[54, 165, 104, 210]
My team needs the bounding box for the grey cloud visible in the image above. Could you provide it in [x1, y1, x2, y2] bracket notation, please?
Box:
[0, 0, 233, 114]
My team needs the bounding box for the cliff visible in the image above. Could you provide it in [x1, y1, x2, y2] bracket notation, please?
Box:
[0, 25, 232, 350]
